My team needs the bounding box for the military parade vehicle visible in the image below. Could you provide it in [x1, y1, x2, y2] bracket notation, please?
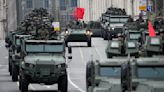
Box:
[130, 57, 164, 92]
[65, 21, 92, 47]
[87, 21, 102, 37]
[86, 58, 131, 92]
[105, 39, 139, 58]
[142, 36, 163, 57]
[18, 37, 71, 92]
[100, 7, 129, 40]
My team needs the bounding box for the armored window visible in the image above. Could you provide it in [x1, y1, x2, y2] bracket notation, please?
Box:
[99, 66, 121, 77]
[26, 0, 33, 8]
[110, 18, 120, 23]
[137, 66, 164, 79]
[120, 18, 128, 23]
[26, 44, 44, 52]
[44, 44, 64, 53]
[111, 41, 119, 48]
[15, 38, 21, 46]
[150, 38, 160, 45]
[129, 33, 141, 40]
[128, 42, 136, 48]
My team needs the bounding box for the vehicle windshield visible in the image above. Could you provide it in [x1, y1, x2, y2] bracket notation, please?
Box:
[25, 43, 64, 53]
[137, 66, 164, 79]
[129, 33, 141, 40]
[99, 66, 121, 77]
[110, 17, 128, 23]
[150, 38, 160, 45]
[128, 42, 136, 48]
[111, 41, 119, 48]
[15, 38, 21, 46]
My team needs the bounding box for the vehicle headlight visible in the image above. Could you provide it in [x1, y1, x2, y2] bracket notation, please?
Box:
[86, 31, 93, 35]
[57, 63, 66, 68]
[65, 31, 69, 35]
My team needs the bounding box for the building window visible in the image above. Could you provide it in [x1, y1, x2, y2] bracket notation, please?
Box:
[26, 0, 33, 8]
[44, 0, 49, 8]
[60, 0, 66, 10]
[71, 0, 77, 7]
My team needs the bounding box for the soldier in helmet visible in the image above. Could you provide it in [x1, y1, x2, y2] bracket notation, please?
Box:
[127, 15, 134, 23]
[118, 33, 125, 54]
[37, 25, 49, 40]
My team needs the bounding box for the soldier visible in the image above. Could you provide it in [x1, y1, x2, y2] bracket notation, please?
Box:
[37, 25, 49, 40]
[136, 14, 144, 23]
[127, 15, 134, 23]
[118, 33, 125, 54]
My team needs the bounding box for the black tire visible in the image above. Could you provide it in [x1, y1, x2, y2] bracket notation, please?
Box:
[107, 53, 112, 58]
[58, 74, 68, 92]
[65, 42, 68, 47]
[19, 75, 22, 90]
[103, 32, 108, 40]
[12, 63, 18, 81]
[88, 41, 91, 47]
[9, 61, 12, 75]
[20, 72, 29, 92]
[86, 62, 92, 89]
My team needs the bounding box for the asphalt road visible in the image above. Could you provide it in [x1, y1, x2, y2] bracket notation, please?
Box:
[0, 38, 108, 92]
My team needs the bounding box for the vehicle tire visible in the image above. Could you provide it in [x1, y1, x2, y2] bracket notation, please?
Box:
[12, 62, 18, 81]
[103, 32, 108, 40]
[65, 42, 68, 47]
[86, 62, 92, 89]
[20, 72, 29, 92]
[58, 74, 68, 92]
[107, 53, 112, 58]
[19, 75, 22, 90]
[9, 61, 12, 75]
[88, 41, 91, 47]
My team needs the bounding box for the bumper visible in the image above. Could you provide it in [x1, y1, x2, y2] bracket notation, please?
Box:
[65, 34, 91, 42]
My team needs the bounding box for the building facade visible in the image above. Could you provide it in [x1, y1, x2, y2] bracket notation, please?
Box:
[0, 0, 7, 39]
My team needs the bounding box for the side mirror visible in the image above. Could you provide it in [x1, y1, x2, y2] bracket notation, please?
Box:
[68, 46, 72, 54]
[17, 46, 21, 53]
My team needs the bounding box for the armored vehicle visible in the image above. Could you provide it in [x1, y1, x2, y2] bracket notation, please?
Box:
[65, 28, 92, 47]
[106, 40, 139, 58]
[130, 57, 164, 92]
[101, 15, 129, 40]
[86, 58, 130, 92]
[143, 36, 163, 57]
[87, 21, 102, 37]
[19, 38, 71, 92]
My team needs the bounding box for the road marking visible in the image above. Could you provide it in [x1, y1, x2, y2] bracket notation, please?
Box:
[92, 40, 103, 60]
[45, 86, 51, 88]
[67, 70, 85, 92]
[77, 43, 86, 65]
[16, 82, 35, 90]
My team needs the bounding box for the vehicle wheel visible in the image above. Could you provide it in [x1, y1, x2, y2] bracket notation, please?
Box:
[58, 74, 68, 92]
[19, 75, 22, 90]
[88, 41, 91, 47]
[107, 53, 112, 58]
[9, 61, 12, 75]
[103, 32, 108, 40]
[20, 72, 29, 92]
[12, 63, 18, 81]
[65, 42, 68, 47]
[86, 62, 92, 89]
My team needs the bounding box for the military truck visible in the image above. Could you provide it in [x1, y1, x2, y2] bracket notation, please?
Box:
[86, 58, 130, 92]
[65, 28, 92, 47]
[142, 36, 163, 57]
[101, 15, 129, 40]
[18, 38, 72, 92]
[105, 40, 139, 58]
[130, 57, 164, 92]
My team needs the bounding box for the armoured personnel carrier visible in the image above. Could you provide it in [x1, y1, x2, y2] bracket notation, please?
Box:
[130, 57, 164, 92]
[86, 58, 131, 92]
[65, 22, 92, 47]
[105, 40, 139, 58]
[18, 38, 71, 92]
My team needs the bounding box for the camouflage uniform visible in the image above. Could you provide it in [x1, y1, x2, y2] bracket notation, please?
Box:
[37, 28, 49, 40]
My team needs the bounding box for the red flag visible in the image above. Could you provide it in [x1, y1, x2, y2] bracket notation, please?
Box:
[148, 21, 156, 37]
[73, 7, 85, 19]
